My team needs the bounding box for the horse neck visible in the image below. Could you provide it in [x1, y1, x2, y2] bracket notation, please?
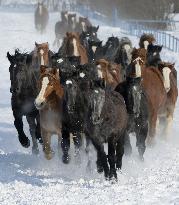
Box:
[46, 92, 62, 111]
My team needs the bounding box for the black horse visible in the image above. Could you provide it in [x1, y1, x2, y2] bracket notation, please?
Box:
[34, 2, 49, 33]
[146, 44, 163, 67]
[115, 75, 149, 161]
[87, 40, 103, 63]
[62, 63, 128, 180]
[7, 50, 42, 154]
[53, 11, 69, 47]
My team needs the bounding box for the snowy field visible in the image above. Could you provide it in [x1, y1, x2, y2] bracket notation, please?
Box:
[0, 10, 179, 205]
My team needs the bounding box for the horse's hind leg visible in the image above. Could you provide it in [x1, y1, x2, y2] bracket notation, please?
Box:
[13, 111, 30, 148]
[116, 135, 125, 170]
[26, 115, 39, 155]
[124, 132, 132, 156]
[91, 139, 109, 179]
[108, 137, 117, 180]
[35, 114, 43, 144]
[136, 124, 148, 161]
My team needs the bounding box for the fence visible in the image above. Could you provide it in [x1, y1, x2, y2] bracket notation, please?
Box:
[70, 3, 179, 53]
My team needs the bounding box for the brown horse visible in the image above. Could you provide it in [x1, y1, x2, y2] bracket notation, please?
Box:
[59, 32, 88, 65]
[139, 33, 156, 50]
[96, 59, 123, 89]
[35, 66, 64, 160]
[157, 62, 178, 137]
[130, 48, 167, 144]
[32, 42, 53, 69]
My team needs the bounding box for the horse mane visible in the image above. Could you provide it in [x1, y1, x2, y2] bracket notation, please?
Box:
[139, 33, 156, 48]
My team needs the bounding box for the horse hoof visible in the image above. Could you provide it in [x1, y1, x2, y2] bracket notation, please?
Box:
[96, 161, 103, 173]
[109, 169, 117, 181]
[45, 151, 55, 160]
[18, 135, 30, 148]
[116, 161, 122, 170]
[32, 147, 39, 155]
[62, 154, 70, 164]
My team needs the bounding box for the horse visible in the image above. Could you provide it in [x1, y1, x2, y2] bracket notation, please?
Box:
[67, 13, 77, 32]
[53, 11, 69, 48]
[114, 37, 133, 79]
[157, 62, 178, 137]
[139, 33, 156, 50]
[102, 36, 120, 62]
[7, 50, 42, 154]
[80, 25, 100, 50]
[58, 32, 88, 65]
[87, 40, 103, 62]
[31, 42, 53, 69]
[147, 44, 163, 67]
[35, 66, 64, 160]
[115, 65, 149, 161]
[34, 2, 49, 33]
[63, 63, 128, 180]
[130, 48, 167, 144]
[75, 17, 92, 33]
[96, 59, 123, 89]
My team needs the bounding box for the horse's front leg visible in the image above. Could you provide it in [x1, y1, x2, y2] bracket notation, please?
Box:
[35, 114, 43, 144]
[13, 110, 30, 148]
[85, 136, 94, 172]
[108, 137, 117, 180]
[116, 134, 125, 170]
[41, 128, 54, 160]
[61, 126, 70, 164]
[73, 132, 82, 164]
[26, 115, 39, 155]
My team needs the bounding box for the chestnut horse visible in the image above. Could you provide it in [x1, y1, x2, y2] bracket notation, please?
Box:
[96, 59, 123, 90]
[58, 32, 88, 65]
[139, 33, 156, 50]
[35, 66, 64, 160]
[31, 42, 53, 69]
[130, 48, 167, 144]
[157, 62, 178, 137]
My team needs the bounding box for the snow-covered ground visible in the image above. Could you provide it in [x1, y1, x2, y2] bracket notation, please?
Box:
[0, 10, 179, 205]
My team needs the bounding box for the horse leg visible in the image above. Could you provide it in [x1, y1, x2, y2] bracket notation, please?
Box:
[61, 126, 70, 164]
[85, 136, 94, 172]
[116, 135, 125, 170]
[91, 138, 109, 179]
[108, 138, 117, 180]
[26, 115, 39, 155]
[13, 111, 30, 148]
[41, 128, 54, 160]
[136, 124, 148, 161]
[147, 112, 157, 145]
[124, 131, 132, 156]
[35, 114, 43, 144]
[73, 133, 82, 164]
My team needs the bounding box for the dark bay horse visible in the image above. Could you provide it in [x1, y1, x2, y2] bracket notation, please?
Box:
[76, 17, 92, 33]
[87, 40, 103, 62]
[7, 50, 42, 154]
[130, 48, 167, 144]
[157, 62, 178, 137]
[58, 32, 88, 65]
[147, 44, 163, 67]
[34, 2, 49, 33]
[35, 66, 64, 160]
[139, 33, 156, 50]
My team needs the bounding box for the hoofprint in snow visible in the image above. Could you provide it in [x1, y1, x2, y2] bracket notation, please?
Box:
[0, 11, 179, 205]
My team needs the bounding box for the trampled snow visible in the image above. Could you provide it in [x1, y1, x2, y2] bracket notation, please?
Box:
[0, 10, 179, 205]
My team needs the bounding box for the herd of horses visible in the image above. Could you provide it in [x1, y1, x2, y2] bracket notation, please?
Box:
[7, 8, 178, 181]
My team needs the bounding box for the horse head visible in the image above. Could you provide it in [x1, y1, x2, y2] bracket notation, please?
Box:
[139, 33, 156, 50]
[34, 42, 49, 66]
[147, 44, 162, 67]
[35, 66, 63, 110]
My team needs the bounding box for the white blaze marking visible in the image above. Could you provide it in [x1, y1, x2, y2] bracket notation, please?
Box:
[39, 5, 42, 15]
[95, 90, 99, 93]
[153, 52, 157, 56]
[162, 67, 171, 92]
[80, 72, 85, 78]
[81, 22, 86, 31]
[135, 61, 142, 77]
[144, 40, 149, 50]
[64, 13, 68, 20]
[57, 58, 63, 63]
[92, 46, 97, 53]
[35, 77, 49, 107]
[66, 80, 73, 85]
[40, 49, 45, 65]
[73, 38, 79, 56]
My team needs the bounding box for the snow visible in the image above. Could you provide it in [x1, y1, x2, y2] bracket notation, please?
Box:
[0, 10, 179, 205]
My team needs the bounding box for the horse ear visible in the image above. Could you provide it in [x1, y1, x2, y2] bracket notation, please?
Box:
[7, 52, 14, 63]
[99, 41, 103, 46]
[35, 42, 38, 47]
[40, 65, 46, 73]
[159, 45, 163, 52]
[96, 25, 99, 31]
